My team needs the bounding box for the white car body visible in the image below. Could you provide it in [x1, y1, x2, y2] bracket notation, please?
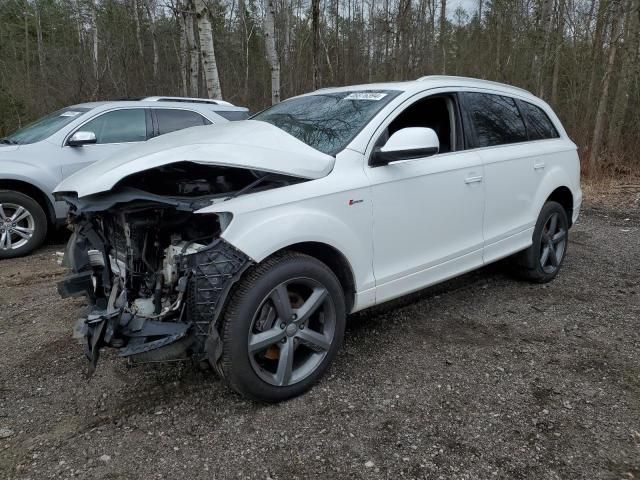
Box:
[55, 76, 581, 400]
[57, 75, 581, 312]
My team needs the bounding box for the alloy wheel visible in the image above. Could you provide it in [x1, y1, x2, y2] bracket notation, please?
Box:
[0, 203, 35, 251]
[247, 278, 336, 387]
[539, 212, 566, 274]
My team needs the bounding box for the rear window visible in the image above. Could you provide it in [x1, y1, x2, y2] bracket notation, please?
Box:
[518, 101, 560, 140]
[215, 110, 250, 121]
[155, 109, 210, 135]
[463, 93, 528, 148]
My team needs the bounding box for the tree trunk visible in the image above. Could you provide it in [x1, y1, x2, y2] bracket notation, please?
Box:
[312, 0, 320, 89]
[439, 0, 447, 73]
[589, 0, 622, 172]
[133, 0, 144, 59]
[24, 10, 30, 86]
[195, 0, 222, 99]
[145, 0, 159, 80]
[185, 0, 199, 96]
[264, 0, 280, 104]
[607, 0, 639, 151]
[176, 0, 188, 96]
[34, 0, 45, 79]
[551, 0, 566, 105]
[92, 0, 99, 84]
[586, 0, 609, 113]
[531, 0, 554, 97]
[238, 0, 251, 98]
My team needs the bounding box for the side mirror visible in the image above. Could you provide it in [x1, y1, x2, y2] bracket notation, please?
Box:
[371, 127, 440, 166]
[67, 131, 97, 147]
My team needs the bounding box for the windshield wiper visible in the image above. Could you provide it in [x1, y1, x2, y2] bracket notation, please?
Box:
[0, 138, 17, 145]
[224, 174, 272, 201]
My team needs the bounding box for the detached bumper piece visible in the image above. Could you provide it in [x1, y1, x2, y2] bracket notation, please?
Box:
[58, 271, 95, 301]
[75, 308, 192, 376]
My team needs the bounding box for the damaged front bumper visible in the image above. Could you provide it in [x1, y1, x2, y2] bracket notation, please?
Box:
[60, 237, 251, 375]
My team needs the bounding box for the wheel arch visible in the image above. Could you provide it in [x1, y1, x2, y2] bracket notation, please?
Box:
[266, 241, 357, 313]
[0, 179, 56, 225]
[545, 186, 574, 227]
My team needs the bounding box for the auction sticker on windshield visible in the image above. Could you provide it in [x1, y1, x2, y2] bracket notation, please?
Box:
[344, 92, 388, 101]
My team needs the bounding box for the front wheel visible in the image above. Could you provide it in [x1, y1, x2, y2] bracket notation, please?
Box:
[512, 201, 569, 283]
[0, 191, 48, 259]
[219, 252, 346, 402]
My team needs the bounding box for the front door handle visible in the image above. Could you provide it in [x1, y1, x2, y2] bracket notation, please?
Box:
[534, 162, 546, 170]
[464, 175, 483, 184]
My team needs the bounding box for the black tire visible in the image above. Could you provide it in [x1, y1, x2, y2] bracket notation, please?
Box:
[0, 190, 48, 259]
[511, 201, 569, 283]
[219, 251, 346, 402]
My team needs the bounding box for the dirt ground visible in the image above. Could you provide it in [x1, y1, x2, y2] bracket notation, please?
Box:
[0, 192, 639, 480]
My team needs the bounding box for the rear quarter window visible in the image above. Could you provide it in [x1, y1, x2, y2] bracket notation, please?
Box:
[215, 110, 250, 121]
[517, 101, 560, 140]
[463, 92, 528, 148]
[155, 109, 211, 135]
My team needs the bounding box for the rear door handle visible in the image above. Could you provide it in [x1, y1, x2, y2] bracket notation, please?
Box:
[534, 162, 546, 170]
[464, 175, 483, 184]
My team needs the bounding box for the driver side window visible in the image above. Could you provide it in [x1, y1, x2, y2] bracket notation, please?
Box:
[377, 95, 459, 154]
[77, 108, 148, 144]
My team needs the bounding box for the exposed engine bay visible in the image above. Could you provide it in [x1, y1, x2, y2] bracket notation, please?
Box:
[56, 163, 301, 374]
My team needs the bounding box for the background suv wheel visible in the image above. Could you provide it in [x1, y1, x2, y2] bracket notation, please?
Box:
[219, 251, 346, 402]
[0, 191, 48, 259]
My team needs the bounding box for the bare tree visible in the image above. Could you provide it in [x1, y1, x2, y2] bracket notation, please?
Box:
[264, 0, 280, 104]
[184, 0, 199, 96]
[439, 0, 447, 73]
[589, 0, 622, 172]
[607, 0, 640, 151]
[33, 0, 45, 79]
[133, 0, 144, 60]
[145, 0, 160, 80]
[312, 0, 320, 89]
[550, 0, 566, 105]
[91, 0, 99, 87]
[195, 0, 222, 99]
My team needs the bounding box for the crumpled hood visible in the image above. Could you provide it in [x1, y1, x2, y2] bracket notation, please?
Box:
[54, 120, 335, 198]
[0, 145, 20, 153]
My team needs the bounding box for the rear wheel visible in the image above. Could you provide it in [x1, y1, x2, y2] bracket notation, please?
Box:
[219, 252, 346, 402]
[512, 201, 568, 283]
[0, 191, 48, 259]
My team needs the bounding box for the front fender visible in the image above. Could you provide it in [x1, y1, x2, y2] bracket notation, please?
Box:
[0, 159, 61, 218]
[199, 202, 375, 293]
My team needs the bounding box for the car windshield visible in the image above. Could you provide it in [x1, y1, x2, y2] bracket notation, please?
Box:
[2, 107, 91, 145]
[252, 90, 400, 155]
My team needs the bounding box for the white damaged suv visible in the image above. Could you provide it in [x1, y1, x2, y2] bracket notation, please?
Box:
[55, 76, 582, 402]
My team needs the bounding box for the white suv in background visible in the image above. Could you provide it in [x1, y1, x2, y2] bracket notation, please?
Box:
[0, 97, 248, 258]
[55, 76, 581, 402]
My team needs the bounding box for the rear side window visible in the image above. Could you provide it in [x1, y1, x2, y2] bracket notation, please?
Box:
[155, 109, 211, 135]
[518, 101, 559, 140]
[80, 108, 147, 144]
[463, 93, 527, 147]
[215, 110, 250, 121]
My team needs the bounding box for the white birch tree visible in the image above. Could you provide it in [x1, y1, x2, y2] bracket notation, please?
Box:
[195, 0, 222, 99]
[264, 0, 280, 104]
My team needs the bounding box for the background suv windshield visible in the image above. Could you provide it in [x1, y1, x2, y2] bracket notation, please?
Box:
[2, 107, 90, 145]
[253, 90, 400, 155]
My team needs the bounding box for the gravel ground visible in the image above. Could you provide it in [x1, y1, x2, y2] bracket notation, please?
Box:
[0, 198, 639, 480]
